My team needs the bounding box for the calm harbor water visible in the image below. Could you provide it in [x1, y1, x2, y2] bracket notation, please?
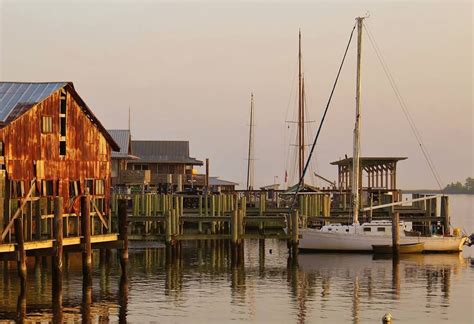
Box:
[0, 195, 473, 323]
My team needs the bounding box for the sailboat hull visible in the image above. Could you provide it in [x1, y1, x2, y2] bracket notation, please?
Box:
[299, 229, 467, 253]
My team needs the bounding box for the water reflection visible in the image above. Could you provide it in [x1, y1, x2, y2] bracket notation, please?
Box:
[0, 241, 472, 323]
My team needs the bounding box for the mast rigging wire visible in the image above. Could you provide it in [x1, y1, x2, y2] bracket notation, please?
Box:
[363, 22, 444, 190]
[289, 23, 357, 212]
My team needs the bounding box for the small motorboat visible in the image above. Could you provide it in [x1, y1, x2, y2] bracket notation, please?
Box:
[372, 242, 424, 254]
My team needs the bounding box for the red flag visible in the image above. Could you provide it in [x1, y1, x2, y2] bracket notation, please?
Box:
[284, 170, 288, 183]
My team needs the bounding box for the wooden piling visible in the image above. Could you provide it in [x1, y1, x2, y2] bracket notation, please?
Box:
[198, 195, 203, 234]
[118, 199, 129, 275]
[289, 210, 299, 257]
[392, 212, 400, 257]
[52, 197, 63, 292]
[14, 218, 27, 289]
[34, 200, 41, 241]
[81, 194, 92, 285]
[165, 209, 172, 245]
[441, 196, 450, 235]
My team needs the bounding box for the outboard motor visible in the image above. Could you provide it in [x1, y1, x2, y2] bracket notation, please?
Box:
[465, 233, 474, 247]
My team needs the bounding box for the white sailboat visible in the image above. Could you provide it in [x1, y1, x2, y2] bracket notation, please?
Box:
[298, 17, 468, 253]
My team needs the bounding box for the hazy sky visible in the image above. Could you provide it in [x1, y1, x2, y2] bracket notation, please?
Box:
[1, 0, 472, 189]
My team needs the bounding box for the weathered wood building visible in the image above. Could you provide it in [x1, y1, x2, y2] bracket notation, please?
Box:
[0, 82, 119, 232]
[109, 138, 203, 191]
[108, 129, 138, 186]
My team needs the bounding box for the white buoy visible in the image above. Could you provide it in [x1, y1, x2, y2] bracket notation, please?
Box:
[382, 313, 393, 323]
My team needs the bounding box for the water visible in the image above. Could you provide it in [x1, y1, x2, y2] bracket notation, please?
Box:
[0, 195, 473, 323]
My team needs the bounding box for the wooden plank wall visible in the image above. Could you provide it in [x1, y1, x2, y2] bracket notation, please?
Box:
[0, 88, 112, 215]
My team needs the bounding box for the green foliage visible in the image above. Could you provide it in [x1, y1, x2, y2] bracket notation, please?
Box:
[444, 177, 474, 194]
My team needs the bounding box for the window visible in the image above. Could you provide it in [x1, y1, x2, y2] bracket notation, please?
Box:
[41, 180, 56, 196]
[363, 227, 371, 232]
[134, 164, 149, 171]
[377, 227, 386, 232]
[11, 181, 25, 198]
[69, 180, 81, 197]
[59, 89, 67, 155]
[60, 118, 66, 136]
[59, 141, 66, 156]
[85, 179, 94, 194]
[60, 91, 67, 115]
[42, 116, 53, 133]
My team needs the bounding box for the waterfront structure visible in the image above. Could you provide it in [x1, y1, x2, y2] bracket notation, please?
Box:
[108, 129, 138, 186]
[128, 140, 203, 191]
[0, 82, 119, 232]
[209, 177, 238, 192]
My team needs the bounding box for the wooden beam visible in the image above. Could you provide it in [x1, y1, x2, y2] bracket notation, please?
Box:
[1, 178, 36, 242]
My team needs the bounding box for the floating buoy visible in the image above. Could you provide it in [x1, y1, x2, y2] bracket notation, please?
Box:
[382, 312, 393, 323]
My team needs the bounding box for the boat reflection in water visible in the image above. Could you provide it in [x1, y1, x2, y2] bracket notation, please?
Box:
[0, 240, 471, 323]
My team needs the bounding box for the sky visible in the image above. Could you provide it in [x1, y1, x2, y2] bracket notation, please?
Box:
[0, 0, 472, 189]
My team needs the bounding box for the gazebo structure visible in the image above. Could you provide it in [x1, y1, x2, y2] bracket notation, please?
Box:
[331, 157, 407, 191]
[330, 157, 407, 211]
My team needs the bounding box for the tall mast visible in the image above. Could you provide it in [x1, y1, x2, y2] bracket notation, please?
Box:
[352, 17, 364, 224]
[246, 93, 255, 191]
[298, 29, 304, 182]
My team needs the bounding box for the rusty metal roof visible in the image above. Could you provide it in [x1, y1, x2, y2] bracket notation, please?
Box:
[0, 82, 67, 122]
[0, 81, 120, 151]
[130, 140, 203, 165]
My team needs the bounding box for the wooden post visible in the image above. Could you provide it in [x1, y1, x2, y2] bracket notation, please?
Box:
[368, 193, 373, 223]
[52, 197, 63, 292]
[14, 218, 27, 289]
[211, 195, 216, 234]
[81, 194, 92, 285]
[231, 209, 238, 244]
[118, 199, 128, 275]
[198, 195, 203, 234]
[205, 158, 210, 189]
[392, 212, 400, 257]
[290, 210, 299, 257]
[165, 209, 172, 245]
[35, 200, 42, 241]
[441, 196, 450, 235]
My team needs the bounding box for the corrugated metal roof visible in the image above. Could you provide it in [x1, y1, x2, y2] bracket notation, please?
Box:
[130, 140, 203, 165]
[330, 157, 407, 166]
[0, 82, 67, 122]
[108, 129, 131, 158]
[209, 177, 238, 186]
[0, 81, 120, 151]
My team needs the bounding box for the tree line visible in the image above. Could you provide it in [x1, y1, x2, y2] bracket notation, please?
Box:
[444, 177, 474, 194]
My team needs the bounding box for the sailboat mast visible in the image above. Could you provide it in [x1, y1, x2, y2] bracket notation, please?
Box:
[246, 93, 255, 191]
[352, 17, 364, 224]
[298, 29, 304, 182]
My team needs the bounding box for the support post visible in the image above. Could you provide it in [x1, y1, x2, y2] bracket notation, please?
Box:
[290, 210, 299, 258]
[392, 212, 400, 257]
[35, 200, 41, 241]
[118, 199, 129, 275]
[14, 218, 27, 289]
[198, 195, 203, 234]
[52, 197, 63, 293]
[441, 196, 450, 235]
[165, 210, 172, 245]
[81, 194, 92, 285]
